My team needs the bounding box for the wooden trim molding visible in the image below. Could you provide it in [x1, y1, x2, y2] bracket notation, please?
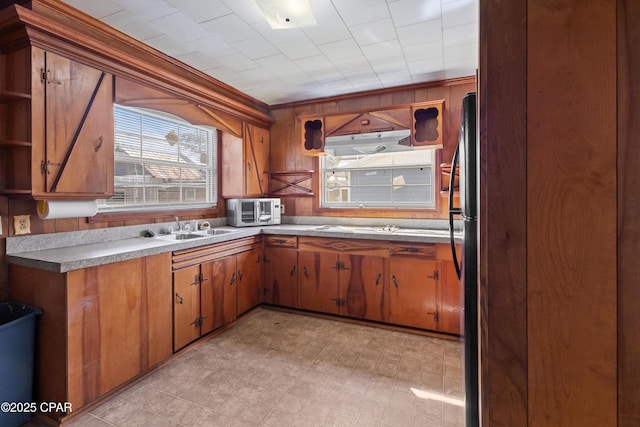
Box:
[0, 1, 274, 127]
[271, 76, 476, 109]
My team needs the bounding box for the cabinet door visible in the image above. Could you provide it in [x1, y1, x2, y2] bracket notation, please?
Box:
[200, 260, 215, 336]
[42, 51, 114, 197]
[245, 124, 269, 196]
[440, 260, 463, 335]
[298, 250, 340, 315]
[142, 253, 173, 368]
[389, 257, 439, 330]
[263, 247, 298, 307]
[236, 247, 262, 316]
[210, 255, 238, 329]
[173, 265, 202, 351]
[341, 254, 385, 321]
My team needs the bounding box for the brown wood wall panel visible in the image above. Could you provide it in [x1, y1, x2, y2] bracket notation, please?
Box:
[527, 1, 617, 425]
[479, 0, 528, 425]
[617, 0, 640, 424]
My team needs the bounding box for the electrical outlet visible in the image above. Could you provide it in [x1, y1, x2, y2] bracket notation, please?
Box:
[14, 214, 31, 235]
[280, 204, 285, 214]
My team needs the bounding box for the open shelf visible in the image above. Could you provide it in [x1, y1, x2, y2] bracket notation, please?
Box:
[0, 91, 31, 103]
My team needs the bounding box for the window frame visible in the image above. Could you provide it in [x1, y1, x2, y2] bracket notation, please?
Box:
[312, 150, 443, 218]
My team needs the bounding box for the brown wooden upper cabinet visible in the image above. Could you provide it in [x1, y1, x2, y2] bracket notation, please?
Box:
[0, 47, 114, 199]
[300, 103, 445, 156]
[222, 123, 270, 197]
[300, 117, 324, 156]
[411, 100, 444, 148]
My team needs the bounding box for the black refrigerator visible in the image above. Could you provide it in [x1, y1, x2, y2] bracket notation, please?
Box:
[448, 91, 479, 427]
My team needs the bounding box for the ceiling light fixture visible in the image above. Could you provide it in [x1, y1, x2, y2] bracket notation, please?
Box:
[254, 0, 317, 29]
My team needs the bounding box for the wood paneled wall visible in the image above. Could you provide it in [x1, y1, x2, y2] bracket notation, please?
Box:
[617, 0, 640, 425]
[269, 79, 476, 218]
[481, 0, 633, 425]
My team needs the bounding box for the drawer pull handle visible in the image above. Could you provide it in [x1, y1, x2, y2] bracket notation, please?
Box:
[427, 270, 439, 280]
[400, 247, 421, 253]
[290, 265, 297, 276]
[274, 239, 287, 244]
[392, 275, 399, 288]
[175, 293, 183, 304]
[238, 271, 243, 281]
[303, 266, 308, 278]
[230, 272, 236, 285]
[375, 273, 381, 286]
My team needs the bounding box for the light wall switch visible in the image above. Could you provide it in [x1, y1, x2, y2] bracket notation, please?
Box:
[14, 214, 31, 235]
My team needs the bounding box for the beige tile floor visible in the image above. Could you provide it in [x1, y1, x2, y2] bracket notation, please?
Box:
[28, 309, 465, 427]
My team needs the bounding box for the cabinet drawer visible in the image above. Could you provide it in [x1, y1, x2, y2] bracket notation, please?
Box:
[389, 242, 437, 258]
[264, 235, 298, 248]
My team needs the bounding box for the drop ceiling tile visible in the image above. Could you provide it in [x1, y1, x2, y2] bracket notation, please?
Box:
[205, 66, 246, 85]
[350, 18, 397, 46]
[331, 0, 390, 26]
[319, 38, 363, 61]
[361, 40, 403, 62]
[102, 9, 164, 40]
[236, 67, 277, 86]
[388, 0, 442, 27]
[303, 3, 351, 45]
[167, 0, 232, 24]
[148, 12, 210, 43]
[111, 0, 178, 21]
[369, 56, 408, 74]
[312, 69, 347, 84]
[219, 0, 266, 25]
[144, 34, 192, 57]
[295, 55, 337, 74]
[201, 14, 260, 43]
[185, 35, 236, 57]
[330, 55, 371, 74]
[411, 69, 445, 83]
[378, 70, 415, 87]
[175, 51, 223, 70]
[402, 41, 444, 60]
[255, 54, 297, 73]
[397, 19, 443, 46]
[443, 22, 478, 47]
[276, 37, 322, 61]
[407, 57, 445, 76]
[442, 0, 478, 28]
[444, 42, 478, 63]
[63, 0, 122, 18]
[252, 20, 307, 44]
[216, 53, 258, 72]
[276, 67, 312, 84]
[232, 37, 280, 59]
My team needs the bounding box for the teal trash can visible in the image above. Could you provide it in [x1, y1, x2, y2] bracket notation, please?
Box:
[0, 302, 42, 427]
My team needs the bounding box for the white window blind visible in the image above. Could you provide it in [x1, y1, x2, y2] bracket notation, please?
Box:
[320, 150, 435, 208]
[98, 105, 217, 212]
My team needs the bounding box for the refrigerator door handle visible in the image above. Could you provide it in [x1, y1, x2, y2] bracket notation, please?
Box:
[449, 142, 462, 280]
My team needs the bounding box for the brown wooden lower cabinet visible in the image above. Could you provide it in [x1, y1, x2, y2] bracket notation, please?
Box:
[172, 239, 262, 351]
[298, 250, 385, 321]
[236, 247, 262, 316]
[262, 246, 298, 307]
[8, 253, 172, 421]
[389, 256, 439, 330]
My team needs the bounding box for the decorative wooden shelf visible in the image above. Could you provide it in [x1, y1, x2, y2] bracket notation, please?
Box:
[267, 170, 314, 198]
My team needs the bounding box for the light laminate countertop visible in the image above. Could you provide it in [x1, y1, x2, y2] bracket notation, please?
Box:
[5, 224, 461, 273]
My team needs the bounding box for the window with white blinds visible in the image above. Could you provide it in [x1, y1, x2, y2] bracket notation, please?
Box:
[97, 105, 217, 212]
[320, 150, 435, 208]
